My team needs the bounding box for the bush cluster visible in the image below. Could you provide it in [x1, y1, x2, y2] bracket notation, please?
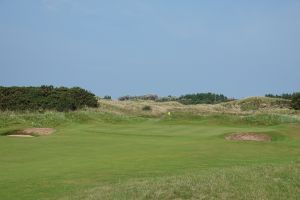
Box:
[0, 85, 98, 111]
[103, 96, 112, 100]
[265, 93, 294, 100]
[118, 94, 158, 101]
[291, 93, 300, 110]
[156, 95, 178, 102]
[177, 93, 229, 105]
[118, 93, 230, 105]
[142, 105, 152, 111]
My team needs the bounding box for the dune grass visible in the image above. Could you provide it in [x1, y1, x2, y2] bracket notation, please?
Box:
[97, 97, 299, 116]
[0, 110, 299, 199]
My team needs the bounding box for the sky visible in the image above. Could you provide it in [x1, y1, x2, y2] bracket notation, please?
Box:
[1, 0, 300, 98]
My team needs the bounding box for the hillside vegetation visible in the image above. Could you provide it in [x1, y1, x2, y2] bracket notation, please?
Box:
[97, 96, 297, 117]
[221, 96, 291, 111]
[0, 86, 98, 111]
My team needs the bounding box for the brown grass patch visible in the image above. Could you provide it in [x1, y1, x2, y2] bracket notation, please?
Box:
[225, 133, 271, 142]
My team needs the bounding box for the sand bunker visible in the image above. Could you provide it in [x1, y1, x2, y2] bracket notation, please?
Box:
[225, 133, 271, 142]
[8, 134, 34, 138]
[8, 128, 55, 137]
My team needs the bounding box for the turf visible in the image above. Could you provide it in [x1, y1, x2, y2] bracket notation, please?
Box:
[0, 111, 299, 199]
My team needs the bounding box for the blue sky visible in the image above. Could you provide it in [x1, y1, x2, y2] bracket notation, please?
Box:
[1, 0, 299, 98]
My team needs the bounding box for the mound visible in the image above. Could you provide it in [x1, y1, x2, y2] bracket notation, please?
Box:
[9, 128, 55, 137]
[222, 97, 291, 111]
[225, 133, 271, 142]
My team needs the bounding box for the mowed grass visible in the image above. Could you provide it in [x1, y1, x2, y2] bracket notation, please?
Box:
[0, 111, 300, 199]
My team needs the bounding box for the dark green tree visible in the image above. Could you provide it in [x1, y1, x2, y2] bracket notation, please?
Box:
[291, 93, 300, 110]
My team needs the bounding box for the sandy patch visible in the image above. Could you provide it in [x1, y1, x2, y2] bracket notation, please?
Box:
[225, 133, 271, 142]
[8, 135, 34, 138]
[8, 128, 55, 137]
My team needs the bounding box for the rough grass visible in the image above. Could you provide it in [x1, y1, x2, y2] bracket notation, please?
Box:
[0, 111, 91, 128]
[222, 96, 292, 111]
[67, 163, 300, 200]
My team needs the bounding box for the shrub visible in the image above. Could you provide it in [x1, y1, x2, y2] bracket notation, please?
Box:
[142, 105, 152, 111]
[103, 96, 112, 100]
[291, 93, 300, 110]
[0, 86, 98, 112]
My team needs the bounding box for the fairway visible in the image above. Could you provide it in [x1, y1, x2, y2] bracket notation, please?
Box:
[0, 112, 299, 199]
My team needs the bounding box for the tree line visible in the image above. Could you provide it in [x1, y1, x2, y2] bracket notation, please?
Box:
[0, 86, 98, 111]
[265, 93, 300, 110]
[117, 92, 300, 110]
[265, 93, 294, 100]
[118, 93, 232, 105]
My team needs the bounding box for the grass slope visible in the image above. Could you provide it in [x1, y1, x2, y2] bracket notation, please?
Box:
[0, 110, 299, 199]
[222, 96, 291, 111]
